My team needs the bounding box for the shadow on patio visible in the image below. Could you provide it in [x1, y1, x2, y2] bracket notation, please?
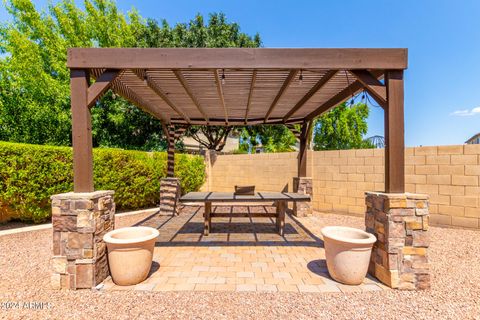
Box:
[135, 204, 323, 247]
[101, 205, 387, 293]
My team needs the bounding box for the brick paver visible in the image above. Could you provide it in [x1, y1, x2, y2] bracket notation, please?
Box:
[102, 205, 386, 293]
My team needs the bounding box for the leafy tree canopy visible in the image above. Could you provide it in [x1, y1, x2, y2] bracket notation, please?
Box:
[0, 0, 147, 146]
[313, 102, 374, 151]
[0, 0, 261, 150]
[240, 126, 297, 153]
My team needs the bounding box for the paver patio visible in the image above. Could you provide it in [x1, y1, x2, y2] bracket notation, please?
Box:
[101, 205, 387, 293]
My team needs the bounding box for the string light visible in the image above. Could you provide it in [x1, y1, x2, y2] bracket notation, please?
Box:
[299, 69, 303, 86]
[221, 69, 226, 85]
[143, 74, 147, 84]
[112, 92, 116, 99]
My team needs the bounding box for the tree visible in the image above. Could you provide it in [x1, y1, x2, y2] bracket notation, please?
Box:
[186, 126, 233, 152]
[240, 125, 297, 153]
[0, 1, 262, 150]
[141, 14, 261, 151]
[0, 0, 148, 147]
[313, 102, 373, 150]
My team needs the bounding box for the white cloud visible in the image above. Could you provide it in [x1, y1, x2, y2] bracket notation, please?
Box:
[450, 107, 480, 116]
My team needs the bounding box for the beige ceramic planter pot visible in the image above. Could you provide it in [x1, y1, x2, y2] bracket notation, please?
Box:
[321, 226, 376, 285]
[104, 226, 159, 286]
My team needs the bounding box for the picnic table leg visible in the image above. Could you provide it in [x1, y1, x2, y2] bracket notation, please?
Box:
[204, 202, 211, 236]
[277, 200, 286, 236]
[274, 201, 279, 231]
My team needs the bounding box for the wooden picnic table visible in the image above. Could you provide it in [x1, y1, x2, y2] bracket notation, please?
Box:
[179, 192, 310, 236]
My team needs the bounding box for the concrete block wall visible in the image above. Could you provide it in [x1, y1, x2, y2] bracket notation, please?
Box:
[202, 152, 298, 193]
[205, 144, 480, 229]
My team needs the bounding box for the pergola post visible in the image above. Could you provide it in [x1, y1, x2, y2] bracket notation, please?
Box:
[365, 70, 430, 291]
[384, 70, 405, 193]
[166, 125, 176, 178]
[159, 124, 185, 216]
[298, 121, 309, 178]
[51, 70, 115, 290]
[70, 69, 94, 192]
[293, 121, 313, 217]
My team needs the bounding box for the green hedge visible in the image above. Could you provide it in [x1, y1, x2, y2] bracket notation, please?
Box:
[0, 142, 206, 223]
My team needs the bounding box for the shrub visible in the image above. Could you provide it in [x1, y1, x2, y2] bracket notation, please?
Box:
[0, 142, 205, 223]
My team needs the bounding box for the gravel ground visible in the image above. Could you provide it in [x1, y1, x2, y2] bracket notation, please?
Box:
[0, 213, 479, 320]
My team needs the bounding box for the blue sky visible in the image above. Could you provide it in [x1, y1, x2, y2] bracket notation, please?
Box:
[1, 0, 480, 146]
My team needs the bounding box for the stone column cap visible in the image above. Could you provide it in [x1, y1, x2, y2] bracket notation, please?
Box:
[365, 191, 429, 200]
[161, 177, 180, 181]
[293, 177, 313, 179]
[51, 190, 114, 200]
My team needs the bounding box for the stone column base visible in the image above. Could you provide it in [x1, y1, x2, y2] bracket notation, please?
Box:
[50, 190, 115, 290]
[293, 177, 313, 217]
[160, 178, 181, 216]
[365, 191, 430, 290]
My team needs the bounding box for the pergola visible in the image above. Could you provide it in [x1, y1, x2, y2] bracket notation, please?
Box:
[67, 48, 407, 194]
[55, 48, 428, 292]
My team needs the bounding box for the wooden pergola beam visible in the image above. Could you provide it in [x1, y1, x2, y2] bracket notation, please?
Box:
[134, 70, 191, 123]
[298, 121, 312, 177]
[283, 70, 337, 121]
[244, 70, 257, 124]
[170, 117, 305, 126]
[113, 79, 170, 124]
[264, 70, 298, 122]
[71, 69, 93, 192]
[385, 70, 405, 193]
[305, 70, 384, 121]
[68, 48, 408, 70]
[87, 69, 120, 108]
[305, 81, 363, 121]
[213, 69, 228, 126]
[173, 70, 209, 124]
[351, 70, 387, 108]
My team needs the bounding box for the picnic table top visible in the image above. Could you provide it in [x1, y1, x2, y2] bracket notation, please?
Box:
[179, 192, 310, 203]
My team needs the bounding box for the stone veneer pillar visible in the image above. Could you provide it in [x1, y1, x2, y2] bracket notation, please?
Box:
[159, 178, 181, 215]
[365, 191, 430, 290]
[293, 177, 313, 217]
[50, 191, 114, 290]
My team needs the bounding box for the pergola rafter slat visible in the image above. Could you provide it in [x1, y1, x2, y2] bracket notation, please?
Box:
[305, 70, 384, 121]
[264, 69, 298, 122]
[213, 69, 229, 126]
[112, 78, 170, 124]
[283, 69, 337, 121]
[244, 70, 257, 124]
[173, 70, 209, 124]
[133, 69, 191, 123]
